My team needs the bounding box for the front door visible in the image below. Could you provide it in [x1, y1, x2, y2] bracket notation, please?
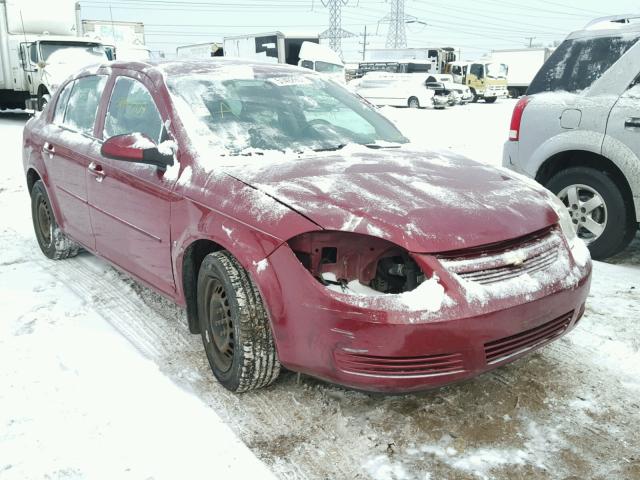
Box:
[45, 75, 108, 250]
[87, 73, 177, 295]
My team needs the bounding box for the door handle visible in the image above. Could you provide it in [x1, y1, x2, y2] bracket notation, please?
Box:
[88, 162, 105, 183]
[625, 117, 640, 129]
[42, 142, 55, 158]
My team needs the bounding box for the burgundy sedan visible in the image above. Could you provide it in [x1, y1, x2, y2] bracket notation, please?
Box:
[22, 60, 592, 393]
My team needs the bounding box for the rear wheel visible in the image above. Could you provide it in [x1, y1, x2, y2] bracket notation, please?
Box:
[546, 167, 636, 259]
[408, 96, 420, 108]
[197, 251, 280, 392]
[30, 180, 79, 260]
[485, 97, 497, 103]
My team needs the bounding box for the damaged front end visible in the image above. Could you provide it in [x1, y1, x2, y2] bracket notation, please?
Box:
[287, 231, 431, 295]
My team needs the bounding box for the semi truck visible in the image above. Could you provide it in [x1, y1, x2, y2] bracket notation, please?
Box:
[489, 48, 554, 97]
[0, 0, 108, 110]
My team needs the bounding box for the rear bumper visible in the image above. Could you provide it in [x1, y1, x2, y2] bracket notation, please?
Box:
[261, 240, 592, 393]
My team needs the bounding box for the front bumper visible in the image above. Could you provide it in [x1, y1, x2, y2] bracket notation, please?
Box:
[483, 87, 509, 98]
[260, 238, 592, 393]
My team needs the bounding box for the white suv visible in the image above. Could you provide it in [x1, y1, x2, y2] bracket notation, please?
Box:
[503, 15, 640, 259]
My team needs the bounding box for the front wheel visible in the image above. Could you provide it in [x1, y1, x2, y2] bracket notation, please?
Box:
[484, 97, 497, 103]
[197, 251, 280, 392]
[30, 180, 79, 260]
[546, 167, 637, 259]
[37, 92, 50, 111]
[408, 96, 420, 108]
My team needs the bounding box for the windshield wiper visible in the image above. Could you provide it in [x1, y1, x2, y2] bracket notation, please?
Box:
[312, 144, 347, 152]
[363, 143, 402, 149]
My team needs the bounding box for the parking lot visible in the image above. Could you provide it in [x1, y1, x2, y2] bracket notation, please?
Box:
[1, 101, 639, 480]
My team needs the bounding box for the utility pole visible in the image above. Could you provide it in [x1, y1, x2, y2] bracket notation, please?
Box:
[525, 36, 536, 48]
[359, 25, 369, 61]
[319, 0, 355, 57]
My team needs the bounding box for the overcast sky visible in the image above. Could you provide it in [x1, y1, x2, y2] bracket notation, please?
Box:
[77, 0, 639, 61]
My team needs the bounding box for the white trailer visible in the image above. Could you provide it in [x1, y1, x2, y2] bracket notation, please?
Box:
[176, 42, 223, 58]
[223, 31, 319, 66]
[489, 48, 554, 97]
[80, 19, 148, 61]
[0, 0, 108, 110]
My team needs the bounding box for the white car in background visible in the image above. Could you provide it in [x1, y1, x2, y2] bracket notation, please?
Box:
[426, 74, 474, 104]
[352, 72, 436, 109]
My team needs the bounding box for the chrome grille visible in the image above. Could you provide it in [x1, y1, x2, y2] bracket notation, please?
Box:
[439, 228, 562, 285]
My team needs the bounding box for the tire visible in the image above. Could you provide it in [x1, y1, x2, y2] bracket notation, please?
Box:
[545, 167, 637, 259]
[37, 92, 50, 111]
[485, 97, 497, 103]
[197, 251, 280, 392]
[31, 180, 79, 260]
[408, 96, 420, 108]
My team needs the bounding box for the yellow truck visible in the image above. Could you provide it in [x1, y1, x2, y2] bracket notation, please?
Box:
[445, 61, 509, 103]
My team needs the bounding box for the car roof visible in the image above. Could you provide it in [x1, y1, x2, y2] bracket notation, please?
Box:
[568, 14, 640, 40]
[73, 58, 311, 87]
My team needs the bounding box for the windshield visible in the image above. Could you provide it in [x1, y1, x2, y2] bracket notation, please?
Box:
[486, 62, 508, 79]
[168, 68, 407, 154]
[314, 61, 344, 73]
[40, 42, 107, 63]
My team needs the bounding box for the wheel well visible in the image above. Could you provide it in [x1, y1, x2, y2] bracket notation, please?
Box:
[37, 84, 49, 97]
[26, 168, 41, 194]
[182, 239, 223, 334]
[535, 150, 636, 217]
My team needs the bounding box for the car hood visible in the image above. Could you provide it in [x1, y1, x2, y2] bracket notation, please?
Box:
[222, 147, 557, 253]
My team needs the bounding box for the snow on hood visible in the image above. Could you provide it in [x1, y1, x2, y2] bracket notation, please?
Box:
[221, 146, 558, 253]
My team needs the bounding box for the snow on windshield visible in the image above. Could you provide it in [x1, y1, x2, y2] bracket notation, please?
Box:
[167, 66, 406, 155]
[41, 43, 107, 64]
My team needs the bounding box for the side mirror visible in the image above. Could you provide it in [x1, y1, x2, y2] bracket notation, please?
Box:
[100, 133, 174, 168]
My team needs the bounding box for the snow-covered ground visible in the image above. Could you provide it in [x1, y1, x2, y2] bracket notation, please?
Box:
[1, 101, 638, 480]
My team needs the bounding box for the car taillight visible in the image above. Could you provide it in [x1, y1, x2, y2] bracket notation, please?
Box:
[509, 96, 530, 141]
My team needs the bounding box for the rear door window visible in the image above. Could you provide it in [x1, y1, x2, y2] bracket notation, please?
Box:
[63, 75, 108, 135]
[528, 34, 640, 94]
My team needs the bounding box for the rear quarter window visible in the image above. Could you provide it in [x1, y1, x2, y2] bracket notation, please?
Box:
[528, 34, 640, 94]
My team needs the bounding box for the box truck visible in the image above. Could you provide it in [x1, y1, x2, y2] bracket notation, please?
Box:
[489, 48, 554, 97]
[0, 0, 108, 110]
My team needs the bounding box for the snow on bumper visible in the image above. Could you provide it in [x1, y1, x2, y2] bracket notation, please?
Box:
[256, 231, 592, 393]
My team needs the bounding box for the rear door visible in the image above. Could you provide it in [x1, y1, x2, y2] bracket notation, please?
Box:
[86, 72, 177, 296]
[45, 75, 108, 249]
[603, 75, 640, 178]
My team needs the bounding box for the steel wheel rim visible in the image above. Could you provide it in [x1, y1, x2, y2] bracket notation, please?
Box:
[37, 197, 53, 247]
[558, 183, 607, 244]
[203, 278, 234, 372]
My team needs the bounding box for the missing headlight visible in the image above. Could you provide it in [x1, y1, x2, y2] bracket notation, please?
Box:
[287, 231, 427, 294]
